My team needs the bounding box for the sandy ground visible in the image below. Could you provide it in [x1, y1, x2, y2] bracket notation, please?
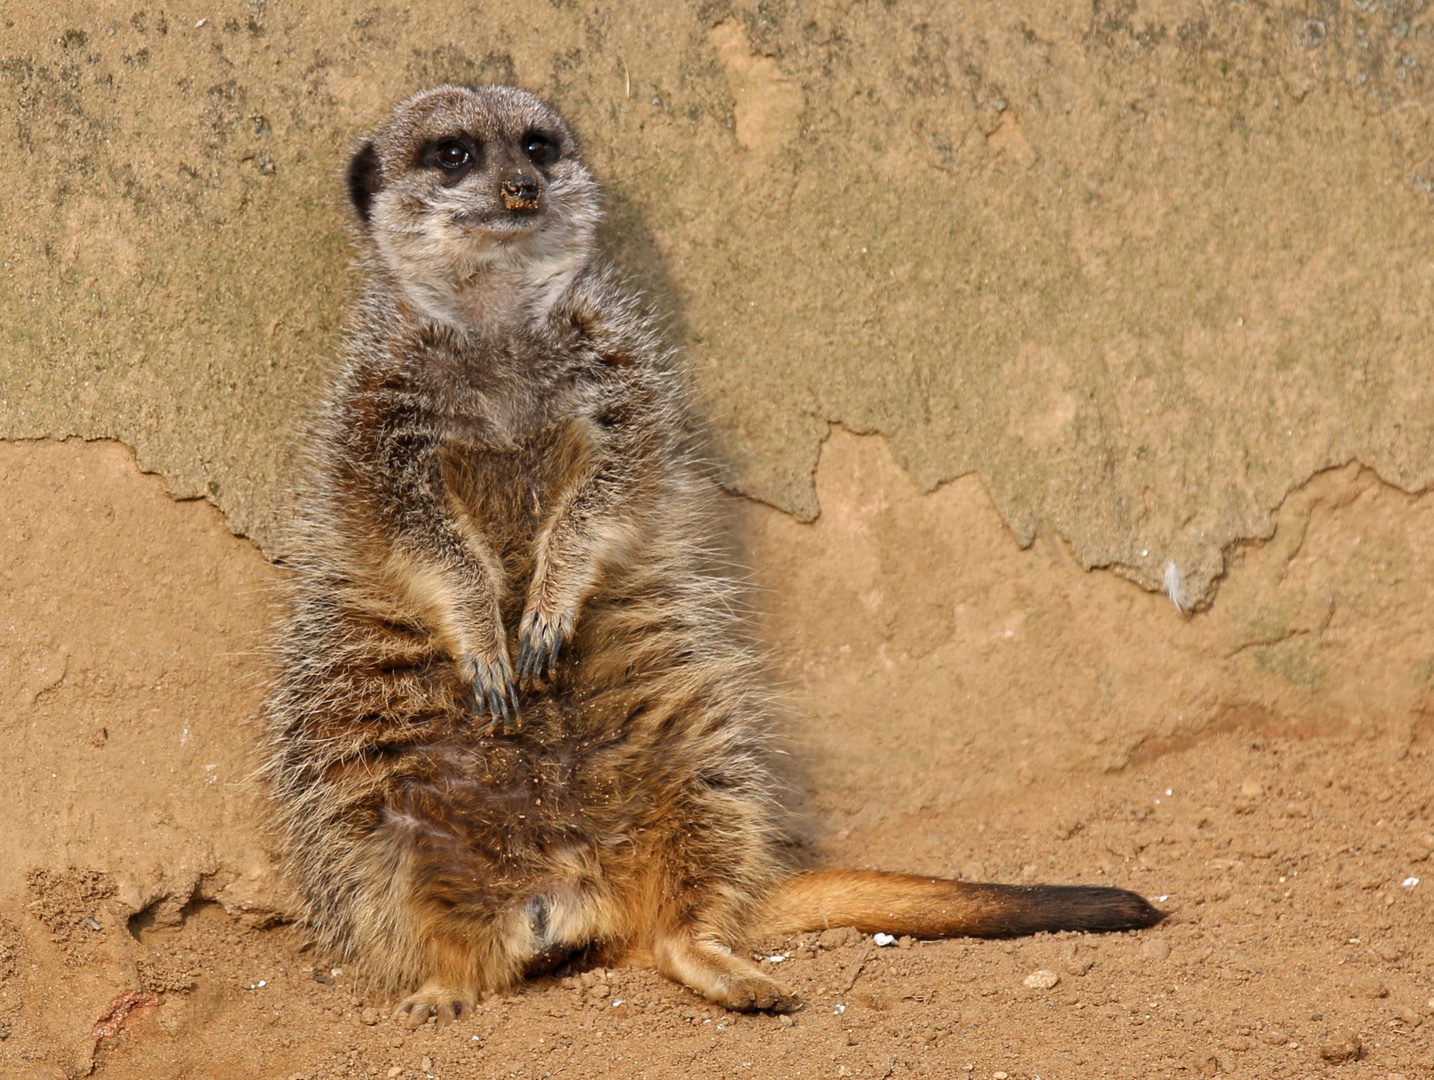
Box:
[1, 437, 1432, 1079]
[11, 735, 1434, 1080]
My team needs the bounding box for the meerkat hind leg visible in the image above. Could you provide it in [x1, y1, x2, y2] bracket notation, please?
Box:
[389, 922, 499, 1029]
[386, 899, 518, 1029]
[652, 932, 796, 1012]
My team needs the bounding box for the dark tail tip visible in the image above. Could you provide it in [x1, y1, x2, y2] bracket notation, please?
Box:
[970, 883, 1167, 937]
[1027, 884, 1167, 934]
[1075, 885, 1167, 932]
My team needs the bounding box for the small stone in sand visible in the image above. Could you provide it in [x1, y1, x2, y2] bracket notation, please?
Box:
[1351, 976, 1389, 999]
[1319, 1033, 1363, 1064]
[1023, 970, 1060, 990]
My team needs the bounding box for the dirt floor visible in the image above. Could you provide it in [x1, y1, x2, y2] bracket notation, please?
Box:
[2, 436, 1433, 1080]
[10, 735, 1434, 1080]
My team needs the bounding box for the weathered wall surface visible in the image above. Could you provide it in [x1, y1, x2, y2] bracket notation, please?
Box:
[743, 428, 1434, 839]
[4, 0, 1434, 597]
[5, 432, 1432, 939]
[0, 440, 277, 918]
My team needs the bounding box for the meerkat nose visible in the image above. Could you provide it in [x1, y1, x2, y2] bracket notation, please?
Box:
[501, 175, 542, 213]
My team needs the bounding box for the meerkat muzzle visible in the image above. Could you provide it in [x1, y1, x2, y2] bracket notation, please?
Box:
[501, 177, 541, 212]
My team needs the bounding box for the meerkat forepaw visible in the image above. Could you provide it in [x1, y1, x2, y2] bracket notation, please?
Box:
[457, 652, 521, 732]
[394, 984, 474, 1029]
[516, 607, 574, 686]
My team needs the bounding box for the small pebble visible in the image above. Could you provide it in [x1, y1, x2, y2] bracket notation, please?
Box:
[1259, 1028, 1289, 1046]
[1022, 970, 1060, 990]
[387, 1069, 402, 1079]
[1222, 1037, 1252, 1052]
[1319, 1033, 1363, 1064]
[1351, 977, 1389, 999]
[872, 933, 896, 947]
[1142, 938, 1170, 962]
[589, 983, 610, 999]
[778, 1014, 794, 1028]
[1065, 956, 1094, 976]
[818, 926, 862, 950]
[1239, 781, 1264, 799]
[993, 1073, 1009, 1079]
[421, 1057, 433, 1071]
[389, 1035, 404, 1048]
[361, 1008, 381, 1026]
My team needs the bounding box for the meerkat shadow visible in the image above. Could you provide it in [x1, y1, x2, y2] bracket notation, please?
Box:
[597, 190, 825, 868]
[595, 189, 691, 351]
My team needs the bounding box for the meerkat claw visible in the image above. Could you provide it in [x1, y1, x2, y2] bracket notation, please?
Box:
[458, 653, 520, 729]
[517, 607, 575, 686]
[394, 986, 472, 1030]
[517, 631, 555, 684]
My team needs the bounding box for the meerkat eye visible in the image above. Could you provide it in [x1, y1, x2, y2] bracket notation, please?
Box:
[434, 140, 471, 169]
[524, 134, 559, 165]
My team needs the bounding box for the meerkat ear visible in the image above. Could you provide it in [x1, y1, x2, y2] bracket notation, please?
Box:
[347, 139, 382, 224]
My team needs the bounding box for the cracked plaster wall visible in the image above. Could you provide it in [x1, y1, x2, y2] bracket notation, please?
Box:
[4, 0, 1434, 600]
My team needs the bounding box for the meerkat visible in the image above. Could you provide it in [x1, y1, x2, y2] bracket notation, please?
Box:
[262, 84, 1163, 1028]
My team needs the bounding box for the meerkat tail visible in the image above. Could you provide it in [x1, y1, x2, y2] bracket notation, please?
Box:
[755, 870, 1166, 939]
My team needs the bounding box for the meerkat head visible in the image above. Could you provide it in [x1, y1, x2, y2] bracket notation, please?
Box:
[348, 84, 599, 330]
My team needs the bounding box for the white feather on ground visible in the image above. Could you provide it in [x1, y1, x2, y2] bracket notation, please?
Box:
[1163, 561, 1188, 613]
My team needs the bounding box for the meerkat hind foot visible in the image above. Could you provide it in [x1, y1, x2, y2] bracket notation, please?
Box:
[661, 942, 797, 1013]
[706, 967, 797, 1013]
[393, 983, 475, 1029]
